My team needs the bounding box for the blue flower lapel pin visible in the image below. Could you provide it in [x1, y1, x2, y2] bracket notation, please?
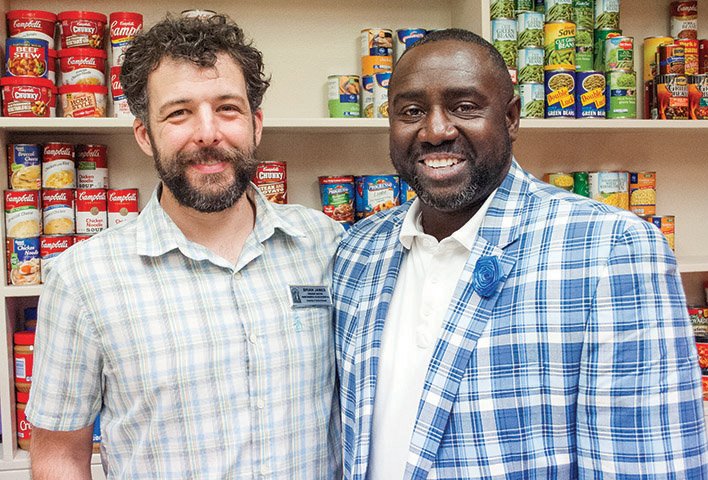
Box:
[472, 256, 502, 298]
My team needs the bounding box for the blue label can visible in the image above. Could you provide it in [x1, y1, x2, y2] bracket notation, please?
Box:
[545, 70, 576, 118]
[399, 179, 417, 203]
[7, 144, 42, 190]
[355, 175, 400, 219]
[395, 29, 427, 62]
[576, 71, 607, 118]
[6, 236, 40, 286]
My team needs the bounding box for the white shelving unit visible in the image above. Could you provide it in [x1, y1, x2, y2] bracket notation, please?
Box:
[0, 0, 706, 477]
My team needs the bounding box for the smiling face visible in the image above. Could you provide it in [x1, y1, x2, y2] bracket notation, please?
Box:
[388, 39, 520, 216]
[133, 53, 263, 213]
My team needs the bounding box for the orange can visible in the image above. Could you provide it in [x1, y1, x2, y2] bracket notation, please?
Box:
[688, 74, 708, 119]
[629, 172, 656, 216]
[648, 215, 675, 251]
[656, 74, 689, 119]
[361, 55, 392, 77]
[676, 38, 699, 75]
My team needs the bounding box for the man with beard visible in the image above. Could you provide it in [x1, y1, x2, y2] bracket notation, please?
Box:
[334, 29, 708, 479]
[26, 15, 343, 479]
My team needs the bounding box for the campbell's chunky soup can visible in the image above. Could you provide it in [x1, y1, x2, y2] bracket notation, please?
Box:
[40, 234, 74, 282]
[58, 11, 107, 49]
[6, 10, 57, 44]
[0, 77, 52, 117]
[42, 189, 75, 235]
[58, 48, 107, 86]
[75, 188, 107, 234]
[252, 161, 287, 204]
[109, 12, 143, 67]
[76, 144, 108, 188]
[4, 190, 41, 238]
[6, 237, 40, 286]
[5, 37, 48, 78]
[107, 189, 139, 227]
[7, 144, 41, 190]
[42, 142, 75, 189]
[59, 84, 107, 117]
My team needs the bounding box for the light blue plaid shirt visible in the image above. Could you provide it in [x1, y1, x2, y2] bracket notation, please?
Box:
[334, 160, 708, 479]
[27, 184, 343, 479]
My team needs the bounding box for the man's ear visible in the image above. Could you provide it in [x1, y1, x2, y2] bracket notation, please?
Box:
[133, 118, 154, 157]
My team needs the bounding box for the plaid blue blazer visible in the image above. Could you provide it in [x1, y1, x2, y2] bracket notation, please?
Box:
[333, 161, 708, 480]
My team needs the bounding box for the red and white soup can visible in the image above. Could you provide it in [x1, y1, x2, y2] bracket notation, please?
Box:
[107, 189, 139, 227]
[76, 144, 108, 189]
[42, 189, 75, 235]
[75, 188, 107, 234]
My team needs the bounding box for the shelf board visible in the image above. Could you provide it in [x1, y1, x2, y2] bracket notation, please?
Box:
[2, 286, 41, 298]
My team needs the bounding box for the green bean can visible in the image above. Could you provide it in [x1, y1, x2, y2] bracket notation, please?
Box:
[516, 0, 535, 11]
[605, 36, 634, 71]
[595, 0, 620, 30]
[517, 12, 544, 48]
[545, 69, 576, 117]
[606, 69, 637, 118]
[593, 28, 621, 71]
[518, 47, 545, 83]
[544, 21, 576, 70]
[546, 0, 573, 21]
[492, 18, 518, 68]
[491, 0, 516, 19]
[572, 0, 595, 29]
[573, 171, 590, 197]
[576, 28, 594, 71]
[519, 82, 545, 117]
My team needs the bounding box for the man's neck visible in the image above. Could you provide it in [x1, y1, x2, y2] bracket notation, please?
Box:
[159, 185, 256, 265]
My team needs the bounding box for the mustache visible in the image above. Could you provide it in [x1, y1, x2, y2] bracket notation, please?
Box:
[415, 142, 470, 158]
[174, 145, 254, 167]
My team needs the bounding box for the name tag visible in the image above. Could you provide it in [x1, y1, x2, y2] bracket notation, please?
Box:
[289, 285, 332, 308]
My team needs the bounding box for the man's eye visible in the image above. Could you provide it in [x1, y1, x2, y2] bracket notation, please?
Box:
[401, 106, 424, 117]
[454, 103, 478, 113]
[166, 109, 186, 118]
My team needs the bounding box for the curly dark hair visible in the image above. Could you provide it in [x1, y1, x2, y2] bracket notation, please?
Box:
[120, 14, 270, 123]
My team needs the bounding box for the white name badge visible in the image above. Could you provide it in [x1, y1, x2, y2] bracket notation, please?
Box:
[289, 285, 333, 308]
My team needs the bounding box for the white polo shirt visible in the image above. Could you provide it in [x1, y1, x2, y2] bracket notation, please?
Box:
[368, 192, 495, 480]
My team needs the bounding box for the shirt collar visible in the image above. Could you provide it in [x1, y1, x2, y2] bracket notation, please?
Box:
[398, 188, 498, 252]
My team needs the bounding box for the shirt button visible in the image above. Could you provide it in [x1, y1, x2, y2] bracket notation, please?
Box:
[249, 333, 258, 344]
[257, 399, 265, 409]
[234, 271, 243, 279]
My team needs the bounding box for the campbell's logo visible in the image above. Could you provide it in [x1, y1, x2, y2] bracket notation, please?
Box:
[78, 149, 103, 159]
[70, 21, 97, 35]
[43, 192, 71, 203]
[12, 19, 43, 29]
[12, 88, 40, 101]
[111, 73, 123, 94]
[78, 190, 106, 202]
[7, 192, 37, 203]
[674, 3, 698, 15]
[44, 146, 73, 157]
[110, 20, 141, 38]
[108, 191, 137, 203]
[67, 56, 98, 68]
[42, 238, 71, 250]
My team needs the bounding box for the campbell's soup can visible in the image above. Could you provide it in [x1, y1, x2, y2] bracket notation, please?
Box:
[576, 71, 607, 118]
[688, 74, 708, 119]
[361, 28, 393, 57]
[545, 70, 576, 118]
[57, 48, 107, 87]
[395, 28, 426, 62]
[6, 237, 40, 286]
[76, 144, 108, 189]
[671, 1, 698, 40]
[73, 233, 93, 244]
[629, 171, 657, 216]
[40, 234, 74, 283]
[110, 66, 131, 117]
[644, 36, 674, 82]
[4, 190, 41, 238]
[42, 189, 75, 235]
[107, 189, 139, 227]
[647, 215, 676, 251]
[42, 143, 75, 189]
[373, 72, 390, 118]
[58, 11, 107, 49]
[75, 189, 107, 234]
[4, 37, 48, 78]
[109, 12, 143, 67]
[689, 307, 708, 339]
[6, 10, 57, 44]
[318, 176, 355, 225]
[7, 144, 41, 190]
[656, 74, 689, 119]
[355, 175, 400, 219]
[0, 77, 52, 117]
[252, 161, 287, 204]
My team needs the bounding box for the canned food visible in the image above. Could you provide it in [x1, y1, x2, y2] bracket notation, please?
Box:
[43, 143, 75, 189]
[519, 82, 545, 118]
[544, 172, 574, 191]
[42, 189, 75, 235]
[688, 74, 708, 119]
[676, 38, 699, 75]
[6, 237, 40, 286]
[327, 75, 360, 118]
[110, 66, 131, 117]
[629, 172, 656, 216]
[361, 55, 392, 77]
[689, 307, 708, 339]
[491, 0, 516, 19]
[59, 84, 108, 117]
[546, 0, 573, 22]
[605, 36, 634, 71]
[517, 12, 544, 49]
[575, 28, 594, 72]
[643, 36, 674, 82]
[606, 70, 637, 119]
[589, 171, 629, 210]
[361, 28, 393, 57]
[57, 11, 107, 49]
[572, 0, 594, 30]
[518, 48, 544, 83]
[659, 44, 685, 75]
[7, 144, 41, 191]
[545, 70, 576, 117]
[0, 77, 52, 117]
[47, 48, 57, 84]
[492, 18, 518, 68]
[252, 161, 287, 204]
[576, 71, 607, 118]
[355, 175, 401, 219]
[75, 189, 107, 234]
[76, 144, 109, 189]
[107, 189, 139, 227]
[516, 0, 535, 12]
[700, 39, 708, 74]
[647, 215, 675, 250]
[645, 79, 657, 119]
[395, 29, 426, 62]
[544, 21, 576, 70]
[58, 48, 107, 86]
[595, 0, 620, 29]
[109, 12, 143, 67]
[656, 74, 689, 119]
[17, 390, 32, 450]
[594, 28, 622, 72]
[4, 190, 41, 238]
[73, 234, 93, 244]
[361, 75, 374, 118]
[318, 176, 355, 225]
[6, 10, 57, 44]
[572, 171, 590, 197]
[399, 179, 417, 203]
[671, 1, 698, 40]
[373, 72, 390, 118]
[40, 234, 74, 283]
[5, 37, 48, 78]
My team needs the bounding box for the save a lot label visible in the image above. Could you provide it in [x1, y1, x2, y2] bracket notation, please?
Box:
[547, 87, 575, 108]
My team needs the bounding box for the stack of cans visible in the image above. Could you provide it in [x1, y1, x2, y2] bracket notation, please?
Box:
[360, 28, 393, 118]
[108, 12, 143, 117]
[517, 7, 545, 118]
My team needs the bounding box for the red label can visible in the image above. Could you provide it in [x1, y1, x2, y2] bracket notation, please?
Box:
[4, 37, 48, 78]
[4, 190, 41, 238]
[253, 161, 287, 204]
[43, 142, 75, 189]
[16, 390, 32, 450]
[6, 237, 40, 286]
[697, 341, 708, 370]
[57, 11, 107, 49]
[75, 188, 107, 234]
[42, 189, 75, 235]
[700, 39, 708, 74]
[671, 1, 698, 40]
[0, 77, 52, 117]
[107, 189, 139, 227]
[110, 66, 131, 117]
[676, 38, 699, 75]
[109, 12, 143, 66]
[73, 234, 93, 244]
[57, 48, 107, 86]
[76, 144, 108, 188]
[6, 10, 57, 44]
[40, 234, 74, 282]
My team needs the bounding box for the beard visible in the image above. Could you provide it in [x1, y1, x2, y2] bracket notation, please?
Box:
[391, 135, 512, 213]
[153, 142, 259, 213]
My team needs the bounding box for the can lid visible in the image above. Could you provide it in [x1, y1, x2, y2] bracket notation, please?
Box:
[58, 48, 107, 59]
[58, 11, 108, 23]
[13, 331, 35, 345]
[16, 390, 30, 404]
[0, 77, 53, 88]
[58, 84, 108, 94]
[6, 10, 57, 22]
[109, 11, 143, 22]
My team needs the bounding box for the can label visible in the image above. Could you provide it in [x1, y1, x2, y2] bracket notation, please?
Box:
[361, 29, 393, 56]
[689, 307, 708, 339]
[7, 144, 41, 190]
[400, 179, 417, 203]
[671, 1, 698, 40]
[576, 71, 607, 118]
[606, 70, 637, 119]
[42, 189, 75, 235]
[252, 162, 287, 204]
[688, 74, 708, 119]
[327, 75, 360, 118]
[395, 29, 426, 62]
[361, 75, 374, 118]
[76, 144, 109, 188]
[546, 0, 573, 22]
[659, 44, 686, 75]
[644, 37, 674, 82]
[544, 172, 574, 191]
[75, 189, 107, 234]
[43, 143, 75, 188]
[4, 190, 41, 238]
[677, 38, 699, 75]
[109, 12, 143, 66]
[575, 28, 594, 72]
[518, 48, 544, 83]
[544, 22, 576, 70]
[40, 234, 74, 282]
[519, 83, 545, 118]
[629, 172, 656, 216]
[107, 189, 139, 226]
[2, 81, 52, 117]
[319, 176, 355, 224]
[517, 12, 544, 49]
[572, 0, 595, 30]
[355, 175, 401, 219]
[589, 171, 629, 210]
[59, 18, 105, 49]
[110, 66, 131, 117]
[648, 215, 675, 250]
[6, 237, 40, 286]
[5, 37, 48, 78]
[491, 0, 516, 19]
[492, 19, 518, 68]
[594, 29, 622, 72]
[373, 72, 390, 118]
[595, 0, 621, 29]
[361, 55, 392, 77]
[656, 74, 689, 119]
[545, 70, 576, 117]
[573, 171, 590, 197]
[605, 36, 634, 71]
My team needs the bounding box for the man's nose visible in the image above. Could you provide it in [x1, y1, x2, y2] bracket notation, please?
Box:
[418, 108, 458, 145]
[194, 108, 221, 146]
